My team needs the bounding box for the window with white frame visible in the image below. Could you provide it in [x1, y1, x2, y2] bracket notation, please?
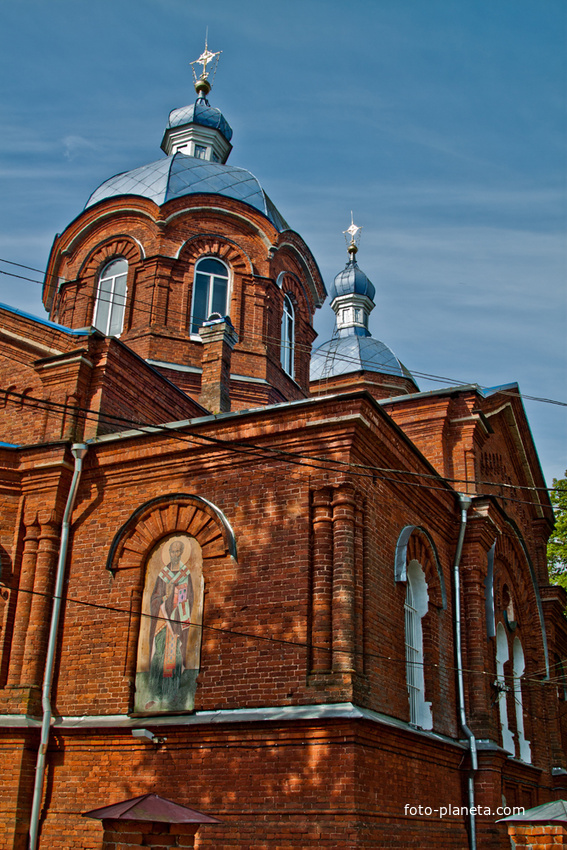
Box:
[495, 622, 515, 754]
[404, 559, 433, 729]
[190, 257, 230, 334]
[93, 258, 128, 336]
[280, 294, 294, 376]
[494, 585, 532, 763]
[512, 637, 531, 762]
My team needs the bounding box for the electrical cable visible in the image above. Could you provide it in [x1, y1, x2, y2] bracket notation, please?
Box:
[0, 386, 560, 505]
[3, 584, 558, 692]
[1, 258, 566, 408]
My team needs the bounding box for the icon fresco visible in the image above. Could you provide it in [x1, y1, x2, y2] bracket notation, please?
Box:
[135, 534, 204, 713]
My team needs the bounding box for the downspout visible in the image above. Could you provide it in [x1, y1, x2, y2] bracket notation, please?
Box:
[28, 443, 88, 850]
[453, 492, 477, 850]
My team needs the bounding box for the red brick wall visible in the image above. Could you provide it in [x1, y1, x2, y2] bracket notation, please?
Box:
[1, 719, 490, 850]
[0, 306, 205, 444]
[0, 371, 562, 848]
[43, 195, 325, 411]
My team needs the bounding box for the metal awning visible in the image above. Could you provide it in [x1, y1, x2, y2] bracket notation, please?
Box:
[83, 793, 221, 824]
[498, 799, 567, 823]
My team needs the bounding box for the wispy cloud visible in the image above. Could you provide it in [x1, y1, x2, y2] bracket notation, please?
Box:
[62, 134, 97, 160]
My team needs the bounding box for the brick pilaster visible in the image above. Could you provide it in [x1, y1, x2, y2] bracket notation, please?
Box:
[310, 487, 333, 673]
[7, 517, 39, 687]
[332, 485, 356, 673]
[20, 514, 60, 687]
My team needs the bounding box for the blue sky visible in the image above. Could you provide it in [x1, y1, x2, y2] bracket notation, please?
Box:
[0, 0, 565, 484]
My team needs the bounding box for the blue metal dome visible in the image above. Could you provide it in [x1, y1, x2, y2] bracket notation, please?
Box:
[166, 99, 233, 143]
[310, 331, 415, 382]
[85, 152, 289, 232]
[329, 259, 375, 302]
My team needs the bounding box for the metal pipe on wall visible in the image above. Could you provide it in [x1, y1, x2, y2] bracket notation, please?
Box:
[453, 492, 477, 850]
[28, 443, 88, 850]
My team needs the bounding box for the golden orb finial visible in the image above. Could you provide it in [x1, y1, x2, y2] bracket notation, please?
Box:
[190, 34, 222, 101]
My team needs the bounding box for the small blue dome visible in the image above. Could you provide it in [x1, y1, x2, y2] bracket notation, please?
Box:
[329, 259, 375, 302]
[166, 100, 233, 143]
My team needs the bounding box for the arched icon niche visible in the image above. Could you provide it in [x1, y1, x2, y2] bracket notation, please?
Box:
[135, 533, 204, 714]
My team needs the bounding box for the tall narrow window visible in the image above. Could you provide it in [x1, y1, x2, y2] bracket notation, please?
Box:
[513, 637, 531, 763]
[404, 560, 433, 729]
[93, 258, 128, 336]
[496, 623, 514, 754]
[191, 258, 230, 334]
[281, 294, 295, 376]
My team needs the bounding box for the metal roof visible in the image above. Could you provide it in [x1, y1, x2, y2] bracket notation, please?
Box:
[0, 301, 91, 336]
[329, 259, 375, 302]
[379, 381, 521, 405]
[166, 100, 233, 142]
[86, 153, 290, 232]
[83, 793, 220, 824]
[498, 799, 567, 823]
[310, 330, 416, 383]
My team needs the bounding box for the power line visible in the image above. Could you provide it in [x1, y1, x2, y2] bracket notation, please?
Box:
[4, 584, 557, 692]
[0, 257, 45, 275]
[0, 268, 44, 285]
[0, 386, 558, 505]
[1, 256, 566, 409]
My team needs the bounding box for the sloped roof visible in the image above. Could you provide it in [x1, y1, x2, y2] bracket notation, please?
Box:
[330, 260, 375, 301]
[498, 799, 567, 823]
[86, 153, 289, 232]
[166, 100, 233, 142]
[310, 331, 415, 383]
[83, 792, 220, 823]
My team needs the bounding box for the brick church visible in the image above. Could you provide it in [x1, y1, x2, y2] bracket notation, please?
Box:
[0, 46, 566, 850]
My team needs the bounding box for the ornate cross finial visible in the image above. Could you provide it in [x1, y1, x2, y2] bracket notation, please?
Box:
[190, 33, 222, 99]
[343, 212, 362, 256]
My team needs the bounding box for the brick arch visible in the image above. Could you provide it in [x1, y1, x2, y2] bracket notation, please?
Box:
[177, 235, 252, 337]
[106, 493, 237, 577]
[277, 271, 311, 315]
[64, 237, 144, 331]
[80, 235, 144, 280]
[177, 234, 251, 275]
[493, 528, 548, 675]
[395, 525, 446, 609]
[274, 232, 326, 311]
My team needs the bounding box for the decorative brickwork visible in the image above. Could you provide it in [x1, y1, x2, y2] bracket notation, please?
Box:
[0, 81, 563, 848]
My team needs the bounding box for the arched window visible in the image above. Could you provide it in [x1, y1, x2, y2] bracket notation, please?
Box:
[404, 559, 433, 729]
[93, 258, 128, 336]
[496, 622, 514, 754]
[191, 257, 230, 334]
[280, 294, 295, 376]
[512, 637, 531, 763]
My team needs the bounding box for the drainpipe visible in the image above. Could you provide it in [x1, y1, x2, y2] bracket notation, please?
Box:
[453, 492, 477, 850]
[28, 443, 88, 850]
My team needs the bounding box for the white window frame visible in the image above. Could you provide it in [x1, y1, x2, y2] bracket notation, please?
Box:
[93, 258, 128, 336]
[280, 293, 295, 377]
[190, 257, 230, 335]
[404, 559, 433, 729]
[512, 637, 531, 763]
[496, 622, 515, 754]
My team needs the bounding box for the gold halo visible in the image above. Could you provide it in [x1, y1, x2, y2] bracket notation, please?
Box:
[161, 535, 188, 565]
